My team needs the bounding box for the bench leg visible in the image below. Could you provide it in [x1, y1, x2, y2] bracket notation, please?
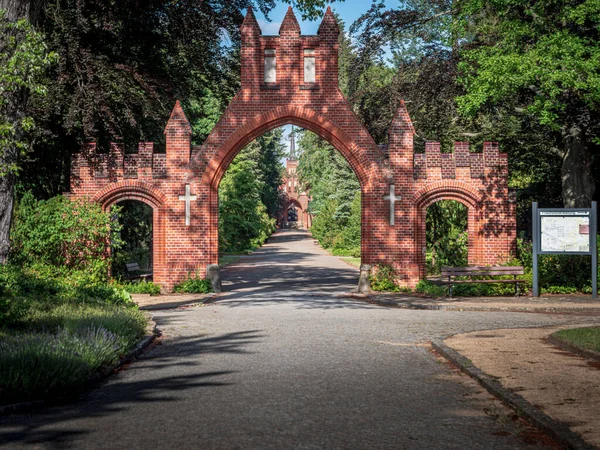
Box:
[515, 282, 519, 297]
[449, 284, 453, 298]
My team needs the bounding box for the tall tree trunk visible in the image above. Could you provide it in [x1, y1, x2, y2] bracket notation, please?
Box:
[0, 0, 42, 263]
[561, 123, 594, 208]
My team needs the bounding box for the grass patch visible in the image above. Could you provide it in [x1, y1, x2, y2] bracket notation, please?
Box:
[219, 255, 241, 267]
[552, 327, 600, 353]
[339, 256, 361, 268]
[0, 304, 146, 405]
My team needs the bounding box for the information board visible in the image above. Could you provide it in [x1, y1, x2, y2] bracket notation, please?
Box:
[540, 211, 591, 253]
[532, 202, 597, 298]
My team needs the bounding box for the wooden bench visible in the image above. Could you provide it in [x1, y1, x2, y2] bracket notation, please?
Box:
[440, 266, 525, 297]
[126, 263, 153, 282]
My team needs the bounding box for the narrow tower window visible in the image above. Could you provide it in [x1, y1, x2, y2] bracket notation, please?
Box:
[264, 49, 276, 83]
[304, 49, 316, 83]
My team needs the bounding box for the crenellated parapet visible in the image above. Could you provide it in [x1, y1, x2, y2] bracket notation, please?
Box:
[70, 101, 191, 198]
[413, 142, 507, 180]
[71, 142, 168, 182]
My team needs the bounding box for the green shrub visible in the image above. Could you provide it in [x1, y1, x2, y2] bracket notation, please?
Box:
[543, 285, 578, 295]
[173, 273, 213, 294]
[0, 295, 28, 328]
[370, 265, 401, 292]
[121, 281, 161, 296]
[10, 192, 122, 275]
[331, 247, 361, 258]
[415, 277, 524, 298]
[415, 280, 447, 297]
[451, 282, 514, 297]
[517, 234, 600, 294]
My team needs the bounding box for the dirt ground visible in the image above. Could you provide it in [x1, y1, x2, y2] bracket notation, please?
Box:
[131, 293, 213, 310]
[445, 324, 600, 448]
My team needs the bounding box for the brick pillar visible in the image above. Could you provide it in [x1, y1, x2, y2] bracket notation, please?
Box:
[165, 100, 191, 169]
[317, 7, 339, 87]
[388, 100, 420, 286]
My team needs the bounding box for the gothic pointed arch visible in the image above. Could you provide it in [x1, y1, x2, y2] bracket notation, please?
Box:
[198, 105, 380, 192]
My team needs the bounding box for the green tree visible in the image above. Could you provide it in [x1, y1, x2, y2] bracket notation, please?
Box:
[0, 5, 55, 263]
[348, 0, 581, 233]
[219, 129, 284, 253]
[256, 128, 286, 217]
[455, 0, 600, 208]
[296, 130, 360, 254]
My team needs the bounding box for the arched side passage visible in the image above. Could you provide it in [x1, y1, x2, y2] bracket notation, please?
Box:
[94, 180, 168, 209]
[412, 182, 484, 278]
[94, 181, 168, 287]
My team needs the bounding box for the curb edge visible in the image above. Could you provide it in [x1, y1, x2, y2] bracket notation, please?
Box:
[431, 339, 595, 450]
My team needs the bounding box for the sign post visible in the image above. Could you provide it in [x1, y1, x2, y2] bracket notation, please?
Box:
[532, 202, 597, 298]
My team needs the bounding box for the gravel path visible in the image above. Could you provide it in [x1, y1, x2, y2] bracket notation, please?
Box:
[1, 230, 594, 449]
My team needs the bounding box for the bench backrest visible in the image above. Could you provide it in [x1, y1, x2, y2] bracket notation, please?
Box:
[126, 263, 141, 272]
[441, 266, 524, 277]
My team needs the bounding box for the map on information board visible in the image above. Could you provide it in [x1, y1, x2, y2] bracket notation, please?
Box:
[540, 212, 590, 253]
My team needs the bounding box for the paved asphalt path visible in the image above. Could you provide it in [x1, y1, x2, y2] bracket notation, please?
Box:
[1, 230, 595, 449]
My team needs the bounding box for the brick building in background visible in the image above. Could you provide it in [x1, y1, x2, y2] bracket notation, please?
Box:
[68, 6, 516, 292]
[278, 126, 312, 229]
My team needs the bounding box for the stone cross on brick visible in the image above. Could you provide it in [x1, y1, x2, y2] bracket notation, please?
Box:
[179, 184, 197, 226]
[383, 184, 400, 226]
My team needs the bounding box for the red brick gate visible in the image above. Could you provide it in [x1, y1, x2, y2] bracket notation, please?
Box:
[69, 7, 516, 292]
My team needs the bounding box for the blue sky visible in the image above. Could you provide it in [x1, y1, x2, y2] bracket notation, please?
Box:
[254, 1, 383, 35]
[254, 1, 378, 35]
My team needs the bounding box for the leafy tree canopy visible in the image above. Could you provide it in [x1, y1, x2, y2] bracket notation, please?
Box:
[0, 9, 56, 176]
[454, 0, 600, 207]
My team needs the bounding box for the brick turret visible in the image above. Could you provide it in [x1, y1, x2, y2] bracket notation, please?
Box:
[165, 100, 192, 168]
[240, 7, 261, 88]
